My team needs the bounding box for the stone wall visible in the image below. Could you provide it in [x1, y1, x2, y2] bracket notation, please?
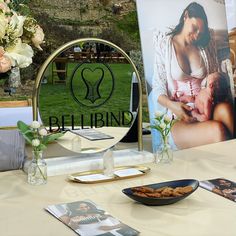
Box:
[28, 0, 137, 51]
[29, 0, 135, 30]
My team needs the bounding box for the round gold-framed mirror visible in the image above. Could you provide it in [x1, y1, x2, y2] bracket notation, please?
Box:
[33, 38, 143, 154]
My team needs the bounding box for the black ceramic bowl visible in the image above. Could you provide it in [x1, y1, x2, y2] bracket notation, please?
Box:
[122, 179, 199, 206]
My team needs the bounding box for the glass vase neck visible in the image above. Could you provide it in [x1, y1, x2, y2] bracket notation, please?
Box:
[32, 150, 43, 160]
[162, 135, 168, 145]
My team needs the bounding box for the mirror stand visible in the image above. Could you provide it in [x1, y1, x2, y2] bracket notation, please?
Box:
[31, 38, 154, 177]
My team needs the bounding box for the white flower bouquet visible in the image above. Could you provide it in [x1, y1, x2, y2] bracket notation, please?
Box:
[150, 111, 177, 163]
[150, 111, 176, 142]
[17, 120, 64, 153]
[0, 0, 44, 73]
[17, 120, 64, 184]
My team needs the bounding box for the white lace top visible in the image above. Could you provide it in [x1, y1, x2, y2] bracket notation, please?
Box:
[170, 42, 207, 81]
[152, 30, 219, 100]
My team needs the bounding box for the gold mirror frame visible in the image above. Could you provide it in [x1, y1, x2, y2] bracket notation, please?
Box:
[33, 38, 143, 151]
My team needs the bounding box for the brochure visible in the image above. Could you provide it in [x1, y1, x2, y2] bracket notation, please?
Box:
[70, 129, 114, 141]
[200, 178, 236, 202]
[45, 200, 140, 236]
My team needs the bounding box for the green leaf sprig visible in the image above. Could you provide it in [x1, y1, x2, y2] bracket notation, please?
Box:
[17, 120, 64, 152]
[149, 111, 177, 141]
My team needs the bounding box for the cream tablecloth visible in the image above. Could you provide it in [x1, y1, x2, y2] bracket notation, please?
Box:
[1, 140, 236, 236]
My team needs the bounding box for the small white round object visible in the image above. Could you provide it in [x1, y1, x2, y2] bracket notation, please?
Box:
[32, 139, 40, 147]
[163, 115, 171, 123]
[31, 121, 40, 129]
[160, 123, 166, 129]
[39, 128, 47, 136]
[155, 111, 163, 118]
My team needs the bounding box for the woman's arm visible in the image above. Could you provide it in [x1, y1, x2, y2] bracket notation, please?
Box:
[152, 32, 195, 123]
[59, 215, 71, 224]
[152, 32, 194, 123]
[158, 95, 195, 123]
[152, 31, 168, 100]
[212, 187, 223, 196]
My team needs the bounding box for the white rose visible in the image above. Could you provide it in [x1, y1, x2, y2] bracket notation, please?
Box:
[31, 25, 45, 50]
[5, 39, 33, 68]
[39, 128, 47, 136]
[32, 139, 40, 147]
[164, 115, 171, 123]
[9, 13, 25, 38]
[160, 123, 166, 129]
[155, 111, 163, 118]
[31, 120, 40, 129]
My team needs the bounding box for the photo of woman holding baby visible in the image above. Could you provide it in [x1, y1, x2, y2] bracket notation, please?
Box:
[137, 0, 234, 150]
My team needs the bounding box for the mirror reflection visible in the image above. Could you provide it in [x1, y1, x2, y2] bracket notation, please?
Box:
[37, 40, 139, 154]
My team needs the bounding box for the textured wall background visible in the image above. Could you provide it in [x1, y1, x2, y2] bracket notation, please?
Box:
[28, 0, 138, 50]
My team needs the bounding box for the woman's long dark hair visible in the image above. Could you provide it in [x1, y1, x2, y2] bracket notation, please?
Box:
[66, 201, 105, 217]
[168, 2, 210, 48]
[209, 178, 235, 190]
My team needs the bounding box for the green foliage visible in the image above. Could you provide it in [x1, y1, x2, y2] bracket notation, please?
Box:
[17, 120, 64, 151]
[150, 113, 177, 140]
[39, 63, 133, 126]
[115, 11, 140, 42]
[43, 132, 65, 144]
[22, 16, 37, 43]
[17, 120, 33, 144]
[18, 3, 31, 15]
[9, 0, 30, 14]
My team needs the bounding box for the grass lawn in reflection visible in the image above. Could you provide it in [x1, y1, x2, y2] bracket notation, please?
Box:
[39, 63, 135, 127]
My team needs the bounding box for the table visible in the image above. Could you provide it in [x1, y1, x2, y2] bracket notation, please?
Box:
[1, 140, 236, 236]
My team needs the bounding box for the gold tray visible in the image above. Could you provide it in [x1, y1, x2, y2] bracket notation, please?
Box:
[68, 165, 150, 184]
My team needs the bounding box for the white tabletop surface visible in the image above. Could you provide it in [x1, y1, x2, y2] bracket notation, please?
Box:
[1, 139, 236, 236]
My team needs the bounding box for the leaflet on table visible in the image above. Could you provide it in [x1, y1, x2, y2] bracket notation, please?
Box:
[70, 129, 114, 141]
[75, 168, 143, 182]
[200, 178, 236, 202]
[45, 199, 140, 236]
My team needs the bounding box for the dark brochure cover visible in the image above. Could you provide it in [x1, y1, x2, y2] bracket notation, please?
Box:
[46, 200, 140, 236]
[200, 178, 236, 202]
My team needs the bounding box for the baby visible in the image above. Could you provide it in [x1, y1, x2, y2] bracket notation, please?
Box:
[191, 75, 215, 122]
[175, 72, 227, 122]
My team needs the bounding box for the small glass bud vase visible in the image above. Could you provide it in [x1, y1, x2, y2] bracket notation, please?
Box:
[28, 150, 47, 185]
[155, 136, 173, 164]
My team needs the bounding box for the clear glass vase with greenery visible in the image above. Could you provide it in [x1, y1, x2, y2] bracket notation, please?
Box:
[17, 120, 63, 185]
[150, 112, 177, 164]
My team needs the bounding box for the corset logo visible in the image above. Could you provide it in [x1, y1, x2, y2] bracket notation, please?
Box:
[81, 67, 104, 103]
[70, 62, 114, 108]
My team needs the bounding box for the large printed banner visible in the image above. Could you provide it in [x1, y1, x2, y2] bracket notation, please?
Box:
[136, 0, 235, 151]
